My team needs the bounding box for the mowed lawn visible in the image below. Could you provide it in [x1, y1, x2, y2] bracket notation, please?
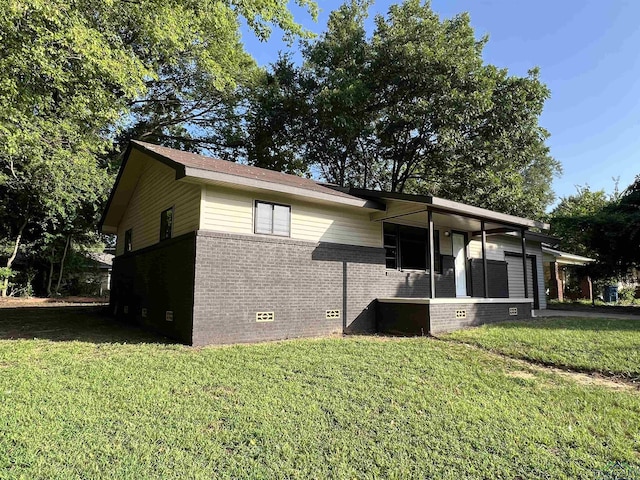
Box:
[0, 308, 639, 479]
[444, 317, 640, 381]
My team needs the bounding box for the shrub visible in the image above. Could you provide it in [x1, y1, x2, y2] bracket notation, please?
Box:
[0, 267, 14, 282]
[618, 286, 637, 304]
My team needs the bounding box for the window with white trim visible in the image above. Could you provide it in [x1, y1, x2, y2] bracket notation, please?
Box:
[255, 201, 291, 237]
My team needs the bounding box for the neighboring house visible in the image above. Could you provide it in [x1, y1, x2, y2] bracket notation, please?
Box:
[100, 141, 553, 345]
[66, 251, 113, 297]
[86, 251, 113, 297]
[543, 247, 594, 302]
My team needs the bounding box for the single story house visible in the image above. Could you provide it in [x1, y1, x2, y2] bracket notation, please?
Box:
[100, 141, 553, 345]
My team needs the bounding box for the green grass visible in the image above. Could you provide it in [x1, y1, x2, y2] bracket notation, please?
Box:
[0, 309, 639, 479]
[444, 317, 640, 381]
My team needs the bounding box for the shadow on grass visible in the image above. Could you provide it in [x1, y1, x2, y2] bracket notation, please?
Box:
[0, 305, 173, 344]
[490, 317, 640, 333]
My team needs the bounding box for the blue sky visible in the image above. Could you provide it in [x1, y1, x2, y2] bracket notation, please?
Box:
[241, 0, 640, 203]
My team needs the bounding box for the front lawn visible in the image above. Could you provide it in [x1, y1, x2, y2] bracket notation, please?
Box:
[444, 317, 640, 381]
[0, 309, 639, 479]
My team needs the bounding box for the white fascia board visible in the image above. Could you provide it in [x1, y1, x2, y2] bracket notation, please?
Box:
[377, 297, 534, 304]
[542, 247, 594, 265]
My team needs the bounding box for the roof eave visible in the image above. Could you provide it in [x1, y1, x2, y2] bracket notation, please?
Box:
[542, 246, 595, 264]
[182, 166, 384, 210]
[100, 142, 192, 233]
[99, 143, 133, 233]
[346, 188, 548, 230]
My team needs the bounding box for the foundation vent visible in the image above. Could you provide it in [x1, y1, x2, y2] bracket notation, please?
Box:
[256, 312, 275, 322]
[455, 309, 467, 319]
[509, 307, 518, 316]
[326, 310, 341, 319]
[165, 311, 174, 322]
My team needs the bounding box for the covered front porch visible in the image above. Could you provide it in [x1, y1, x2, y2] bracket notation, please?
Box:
[351, 190, 550, 334]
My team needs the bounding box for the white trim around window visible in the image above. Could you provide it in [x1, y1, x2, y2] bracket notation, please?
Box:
[254, 200, 291, 237]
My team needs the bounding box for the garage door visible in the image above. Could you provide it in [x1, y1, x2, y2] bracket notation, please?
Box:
[506, 254, 536, 306]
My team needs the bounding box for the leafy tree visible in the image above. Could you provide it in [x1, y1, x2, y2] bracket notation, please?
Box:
[244, 55, 312, 175]
[247, 0, 560, 218]
[549, 185, 612, 257]
[0, 0, 316, 296]
[587, 176, 640, 273]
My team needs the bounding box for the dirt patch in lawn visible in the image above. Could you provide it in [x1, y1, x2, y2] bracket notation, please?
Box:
[506, 362, 636, 391]
[452, 341, 640, 392]
[506, 370, 538, 381]
[0, 296, 108, 308]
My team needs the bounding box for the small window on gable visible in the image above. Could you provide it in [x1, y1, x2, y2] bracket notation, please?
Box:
[255, 201, 291, 237]
[124, 229, 133, 253]
[160, 207, 174, 241]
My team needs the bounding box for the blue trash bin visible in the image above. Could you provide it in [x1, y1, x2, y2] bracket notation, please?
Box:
[603, 286, 618, 303]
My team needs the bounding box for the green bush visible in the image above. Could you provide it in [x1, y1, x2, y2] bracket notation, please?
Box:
[0, 267, 14, 282]
[618, 286, 637, 304]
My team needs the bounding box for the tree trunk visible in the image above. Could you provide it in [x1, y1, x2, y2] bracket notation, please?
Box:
[54, 235, 71, 295]
[46, 256, 55, 298]
[1, 218, 28, 297]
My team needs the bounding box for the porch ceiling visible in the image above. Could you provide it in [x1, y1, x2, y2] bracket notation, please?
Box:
[392, 210, 506, 232]
[363, 193, 549, 230]
[370, 201, 516, 233]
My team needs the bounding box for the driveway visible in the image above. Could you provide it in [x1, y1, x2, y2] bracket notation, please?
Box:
[534, 309, 640, 321]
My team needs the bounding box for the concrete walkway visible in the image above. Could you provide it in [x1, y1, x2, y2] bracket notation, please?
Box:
[533, 309, 640, 320]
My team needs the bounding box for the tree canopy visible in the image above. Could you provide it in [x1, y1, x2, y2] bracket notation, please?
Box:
[587, 177, 640, 274]
[548, 185, 613, 258]
[245, 0, 561, 219]
[548, 178, 640, 280]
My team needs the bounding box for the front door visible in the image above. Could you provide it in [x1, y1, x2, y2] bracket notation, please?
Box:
[452, 233, 467, 297]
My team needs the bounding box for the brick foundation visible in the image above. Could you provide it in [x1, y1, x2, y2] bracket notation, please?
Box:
[377, 300, 532, 336]
[428, 301, 532, 334]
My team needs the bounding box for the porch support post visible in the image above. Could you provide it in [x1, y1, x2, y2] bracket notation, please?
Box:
[549, 261, 563, 301]
[428, 210, 436, 299]
[481, 220, 488, 298]
[521, 229, 529, 298]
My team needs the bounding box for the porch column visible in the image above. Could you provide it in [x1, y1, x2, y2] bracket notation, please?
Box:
[580, 275, 593, 301]
[428, 210, 436, 299]
[549, 261, 563, 302]
[481, 220, 488, 298]
[521, 229, 529, 298]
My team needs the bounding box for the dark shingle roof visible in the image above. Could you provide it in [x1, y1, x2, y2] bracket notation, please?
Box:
[132, 141, 356, 200]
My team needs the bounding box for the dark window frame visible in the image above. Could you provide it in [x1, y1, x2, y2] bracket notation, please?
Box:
[254, 200, 291, 237]
[160, 206, 174, 242]
[383, 222, 441, 273]
[124, 228, 133, 253]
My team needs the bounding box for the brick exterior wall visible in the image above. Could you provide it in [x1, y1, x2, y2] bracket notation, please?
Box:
[191, 231, 458, 345]
[109, 232, 196, 344]
[429, 301, 532, 334]
[377, 300, 532, 336]
[109, 229, 532, 345]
